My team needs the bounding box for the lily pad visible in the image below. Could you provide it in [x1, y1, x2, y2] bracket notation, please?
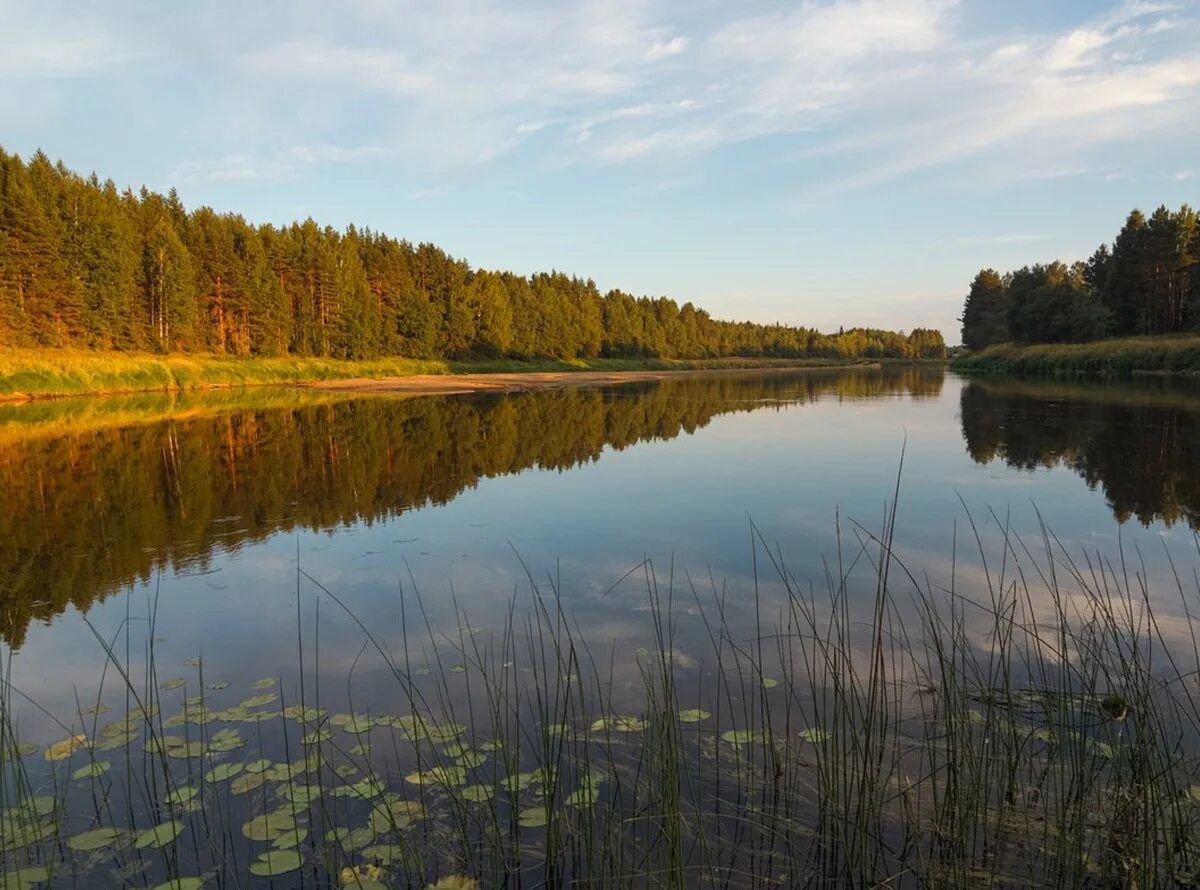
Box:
[160, 678, 186, 691]
[721, 729, 765, 746]
[44, 734, 87, 762]
[230, 772, 267, 796]
[204, 762, 244, 783]
[248, 849, 302, 877]
[517, 807, 548, 828]
[0, 866, 51, 888]
[245, 758, 271, 773]
[135, 819, 184, 849]
[761, 677, 779, 689]
[166, 784, 198, 805]
[252, 678, 277, 689]
[148, 880, 205, 890]
[799, 728, 830, 744]
[678, 709, 711, 723]
[405, 766, 466, 787]
[237, 693, 278, 709]
[271, 826, 309, 849]
[66, 826, 123, 851]
[72, 760, 111, 780]
[242, 809, 297, 842]
[590, 715, 649, 733]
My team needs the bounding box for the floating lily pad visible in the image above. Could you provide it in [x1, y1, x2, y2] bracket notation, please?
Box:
[282, 705, 326, 722]
[148, 880, 205, 890]
[678, 709, 711, 723]
[160, 678, 186, 691]
[207, 682, 230, 691]
[721, 729, 765, 746]
[405, 766, 466, 787]
[80, 703, 109, 716]
[204, 762, 244, 783]
[459, 784, 494, 804]
[517, 807, 548, 828]
[761, 677, 779, 690]
[208, 728, 245, 752]
[799, 728, 829, 744]
[369, 798, 424, 833]
[95, 730, 138, 752]
[590, 716, 648, 733]
[0, 866, 51, 888]
[342, 716, 376, 735]
[183, 657, 202, 667]
[135, 819, 184, 849]
[230, 772, 267, 795]
[272, 826, 309, 849]
[237, 693, 278, 709]
[332, 827, 377, 850]
[242, 809, 298, 842]
[454, 751, 487, 769]
[66, 826, 123, 851]
[72, 760, 111, 780]
[44, 735, 87, 762]
[302, 729, 332, 745]
[167, 785, 198, 805]
[245, 758, 271, 773]
[252, 678, 277, 690]
[248, 849, 302, 877]
[363, 844, 406, 865]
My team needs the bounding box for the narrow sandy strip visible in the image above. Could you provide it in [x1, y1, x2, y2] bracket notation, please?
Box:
[300, 364, 877, 397]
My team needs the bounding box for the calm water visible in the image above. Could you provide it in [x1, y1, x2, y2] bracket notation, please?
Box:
[4, 367, 1200, 885]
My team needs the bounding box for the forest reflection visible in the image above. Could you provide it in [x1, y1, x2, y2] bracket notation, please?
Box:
[959, 376, 1200, 530]
[0, 368, 942, 644]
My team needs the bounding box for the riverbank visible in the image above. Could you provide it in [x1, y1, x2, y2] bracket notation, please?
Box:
[0, 348, 883, 401]
[952, 334, 1200, 377]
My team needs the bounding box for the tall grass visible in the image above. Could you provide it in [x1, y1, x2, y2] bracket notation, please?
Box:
[5, 503, 1200, 887]
[953, 334, 1200, 377]
[0, 348, 862, 400]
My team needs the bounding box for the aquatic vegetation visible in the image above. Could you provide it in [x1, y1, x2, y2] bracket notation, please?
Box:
[6, 506, 1200, 888]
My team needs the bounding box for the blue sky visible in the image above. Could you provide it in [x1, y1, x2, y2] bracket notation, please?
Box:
[2, 0, 1197, 342]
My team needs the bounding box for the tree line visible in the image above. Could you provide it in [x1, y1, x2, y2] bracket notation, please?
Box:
[960, 204, 1198, 349]
[0, 147, 945, 362]
[0, 368, 943, 644]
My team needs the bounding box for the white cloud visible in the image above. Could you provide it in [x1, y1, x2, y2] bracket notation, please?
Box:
[646, 35, 688, 60]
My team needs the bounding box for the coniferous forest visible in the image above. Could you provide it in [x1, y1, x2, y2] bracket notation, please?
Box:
[960, 204, 1199, 350]
[0, 147, 946, 362]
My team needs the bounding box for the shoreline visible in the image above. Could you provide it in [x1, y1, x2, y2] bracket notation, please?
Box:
[298, 363, 883, 397]
[0, 350, 911, 403]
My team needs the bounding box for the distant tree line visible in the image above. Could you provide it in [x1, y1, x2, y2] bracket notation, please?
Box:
[960, 205, 1199, 350]
[0, 147, 945, 361]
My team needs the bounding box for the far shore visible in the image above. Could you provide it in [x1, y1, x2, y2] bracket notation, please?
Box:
[298, 363, 883, 397]
[0, 349, 918, 403]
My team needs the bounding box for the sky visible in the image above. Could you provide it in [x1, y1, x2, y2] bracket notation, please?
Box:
[1, 0, 1198, 342]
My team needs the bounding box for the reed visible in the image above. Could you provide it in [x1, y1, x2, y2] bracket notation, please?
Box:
[4, 499, 1200, 887]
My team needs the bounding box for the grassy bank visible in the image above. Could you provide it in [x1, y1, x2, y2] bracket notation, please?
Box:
[952, 334, 1200, 377]
[0, 349, 867, 401]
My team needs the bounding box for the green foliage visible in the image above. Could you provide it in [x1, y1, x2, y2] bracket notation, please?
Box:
[0, 146, 945, 364]
[959, 203, 1197, 349]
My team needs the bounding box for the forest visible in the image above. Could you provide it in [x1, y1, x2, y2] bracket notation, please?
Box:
[0, 147, 945, 363]
[960, 204, 1198, 349]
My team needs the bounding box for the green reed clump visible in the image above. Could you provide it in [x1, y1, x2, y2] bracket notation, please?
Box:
[6, 506, 1200, 887]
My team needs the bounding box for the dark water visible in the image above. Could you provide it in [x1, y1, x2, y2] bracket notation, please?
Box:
[4, 367, 1200, 885]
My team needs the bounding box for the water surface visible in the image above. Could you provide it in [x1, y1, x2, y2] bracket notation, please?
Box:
[4, 367, 1200, 886]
